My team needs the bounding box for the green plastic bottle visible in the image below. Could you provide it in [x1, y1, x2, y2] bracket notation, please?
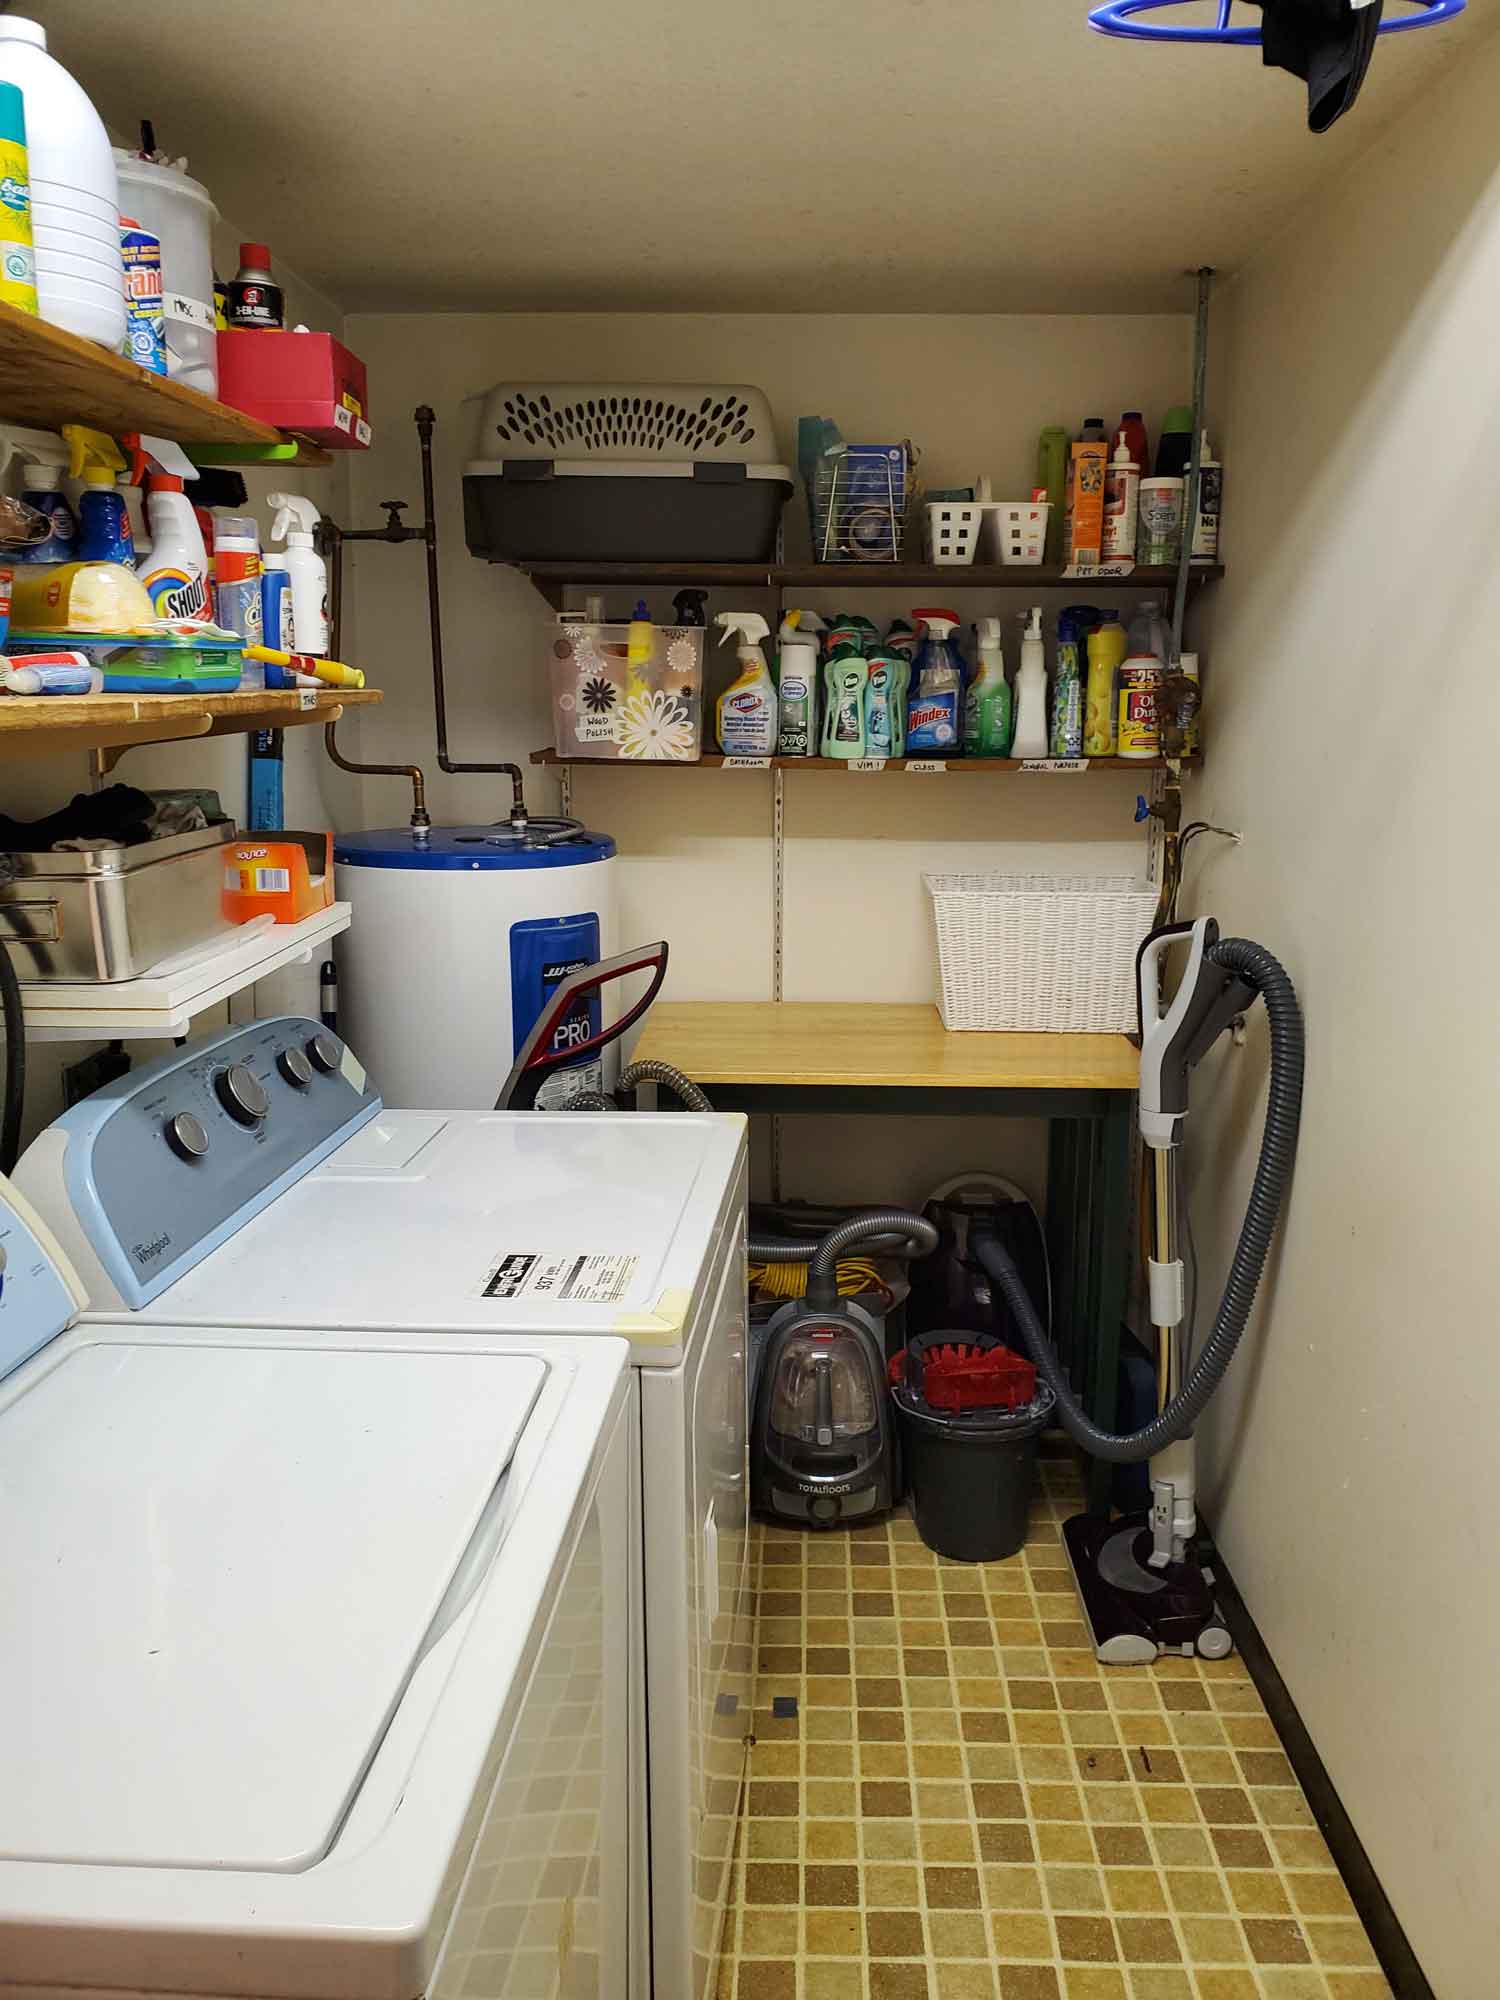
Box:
[963, 617, 1012, 757]
[822, 646, 869, 758]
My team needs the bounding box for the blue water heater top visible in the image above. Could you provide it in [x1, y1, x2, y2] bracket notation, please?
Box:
[334, 825, 617, 872]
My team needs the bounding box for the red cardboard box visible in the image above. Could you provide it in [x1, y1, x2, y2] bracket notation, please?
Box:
[215, 329, 371, 447]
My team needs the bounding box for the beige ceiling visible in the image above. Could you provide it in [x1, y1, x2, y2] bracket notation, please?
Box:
[30, 0, 1491, 313]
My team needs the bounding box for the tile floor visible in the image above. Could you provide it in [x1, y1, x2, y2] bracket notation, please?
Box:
[716, 1442, 1392, 2000]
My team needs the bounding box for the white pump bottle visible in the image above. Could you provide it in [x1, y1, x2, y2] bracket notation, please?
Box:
[1010, 606, 1049, 759]
[266, 492, 329, 656]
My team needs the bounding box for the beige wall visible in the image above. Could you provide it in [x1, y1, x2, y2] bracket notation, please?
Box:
[339, 310, 1197, 1201]
[1187, 37, 1500, 1995]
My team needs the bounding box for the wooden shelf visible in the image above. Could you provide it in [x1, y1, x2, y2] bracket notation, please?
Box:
[0, 687, 380, 762]
[635, 1002, 1139, 1093]
[0, 301, 331, 463]
[531, 747, 1198, 774]
[513, 558, 1223, 606]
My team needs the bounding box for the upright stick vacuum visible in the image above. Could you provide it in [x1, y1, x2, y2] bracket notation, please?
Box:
[974, 917, 1304, 1662]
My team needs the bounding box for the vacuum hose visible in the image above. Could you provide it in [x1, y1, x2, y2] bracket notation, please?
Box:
[974, 937, 1304, 1464]
[566, 1060, 715, 1114]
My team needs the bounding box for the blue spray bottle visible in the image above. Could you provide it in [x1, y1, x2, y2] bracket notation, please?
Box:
[906, 609, 964, 754]
[64, 425, 135, 566]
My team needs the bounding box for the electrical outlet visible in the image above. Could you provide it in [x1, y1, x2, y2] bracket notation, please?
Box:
[62, 1043, 131, 1108]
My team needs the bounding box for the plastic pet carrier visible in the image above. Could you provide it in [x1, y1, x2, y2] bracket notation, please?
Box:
[463, 382, 795, 563]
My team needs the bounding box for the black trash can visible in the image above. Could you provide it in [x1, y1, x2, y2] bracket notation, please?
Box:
[893, 1381, 1056, 1562]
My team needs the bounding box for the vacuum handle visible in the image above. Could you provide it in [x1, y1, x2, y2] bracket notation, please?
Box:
[1136, 917, 1218, 1150]
[494, 941, 669, 1110]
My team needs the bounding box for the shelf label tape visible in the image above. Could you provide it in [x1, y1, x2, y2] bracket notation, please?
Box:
[722, 756, 771, 770]
[907, 759, 947, 774]
[1019, 758, 1088, 774]
[847, 758, 888, 773]
[298, 690, 318, 710]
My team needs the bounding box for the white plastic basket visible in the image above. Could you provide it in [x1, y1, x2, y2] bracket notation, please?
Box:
[984, 501, 1051, 566]
[924, 873, 1158, 1032]
[924, 500, 984, 566]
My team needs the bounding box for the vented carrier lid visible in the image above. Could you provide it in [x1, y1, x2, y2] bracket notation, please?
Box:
[468, 382, 780, 464]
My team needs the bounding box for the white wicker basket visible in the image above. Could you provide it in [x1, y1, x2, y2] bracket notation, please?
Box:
[924, 873, 1157, 1032]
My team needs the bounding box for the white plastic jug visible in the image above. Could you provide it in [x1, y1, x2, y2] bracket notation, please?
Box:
[113, 154, 218, 394]
[0, 18, 122, 349]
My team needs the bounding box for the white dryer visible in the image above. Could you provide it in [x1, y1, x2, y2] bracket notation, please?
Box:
[0, 1174, 633, 2000]
[16, 1017, 753, 2000]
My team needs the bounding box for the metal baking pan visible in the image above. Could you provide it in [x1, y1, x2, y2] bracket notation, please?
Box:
[0, 824, 239, 983]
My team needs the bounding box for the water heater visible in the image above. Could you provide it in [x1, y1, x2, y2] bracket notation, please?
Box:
[333, 823, 617, 1108]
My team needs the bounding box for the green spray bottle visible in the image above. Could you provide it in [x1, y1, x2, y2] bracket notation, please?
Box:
[964, 617, 1012, 757]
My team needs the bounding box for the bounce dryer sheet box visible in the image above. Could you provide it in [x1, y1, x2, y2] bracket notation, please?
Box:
[549, 622, 704, 761]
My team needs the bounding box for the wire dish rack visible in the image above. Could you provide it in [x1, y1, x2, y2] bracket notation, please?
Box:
[809, 442, 917, 563]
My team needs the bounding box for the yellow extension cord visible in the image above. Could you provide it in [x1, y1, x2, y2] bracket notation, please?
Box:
[749, 1256, 887, 1300]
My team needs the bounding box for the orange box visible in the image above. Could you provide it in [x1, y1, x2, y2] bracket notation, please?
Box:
[1068, 441, 1108, 567]
[222, 831, 333, 925]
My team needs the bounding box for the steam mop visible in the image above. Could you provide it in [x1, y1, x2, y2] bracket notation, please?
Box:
[975, 917, 1304, 1662]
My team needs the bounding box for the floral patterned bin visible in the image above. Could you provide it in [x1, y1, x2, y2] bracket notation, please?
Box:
[550, 622, 704, 761]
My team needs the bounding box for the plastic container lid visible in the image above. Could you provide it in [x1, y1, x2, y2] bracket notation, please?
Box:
[893, 1378, 1055, 1441]
[113, 151, 219, 219]
[334, 825, 617, 872]
[0, 18, 46, 47]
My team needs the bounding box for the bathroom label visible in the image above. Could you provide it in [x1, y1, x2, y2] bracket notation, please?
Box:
[722, 756, 771, 770]
[476, 1250, 640, 1305]
[907, 760, 947, 774]
[847, 758, 888, 773]
[1019, 758, 1089, 774]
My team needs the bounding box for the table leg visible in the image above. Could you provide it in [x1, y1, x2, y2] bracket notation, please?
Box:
[1082, 1094, 1132, 1514]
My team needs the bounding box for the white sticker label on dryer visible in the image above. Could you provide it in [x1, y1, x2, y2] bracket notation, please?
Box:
[339, 1045, 367, 1094]
[477, 1250, 640, 1305]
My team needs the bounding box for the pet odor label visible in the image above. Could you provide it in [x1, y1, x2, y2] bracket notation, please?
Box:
[477, 1251, 640, 1305]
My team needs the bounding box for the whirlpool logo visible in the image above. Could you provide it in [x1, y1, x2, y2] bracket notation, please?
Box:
[131, 1233, 171, 1267]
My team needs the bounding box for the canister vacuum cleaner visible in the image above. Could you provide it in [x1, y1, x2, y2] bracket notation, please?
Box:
[974, 916, 1304, 1662]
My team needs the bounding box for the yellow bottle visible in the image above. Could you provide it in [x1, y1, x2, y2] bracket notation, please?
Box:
[1084, 618, 1127, 757]
[0, 80, 37, 315]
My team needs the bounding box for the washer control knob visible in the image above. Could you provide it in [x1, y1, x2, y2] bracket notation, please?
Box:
[278, 1046, 314, 1088]
[307, 1032, 341, 1075]
[215, 1063, 269, 1125]
[167, 1110, 211, 1159]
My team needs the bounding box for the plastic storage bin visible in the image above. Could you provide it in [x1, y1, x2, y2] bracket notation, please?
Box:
[463, 383, 793, 563]
[924, 873, 1158, 1032]
[924, 500, 983, 566]
[985, 501, 1051, 566]
[893, 1375, 1055, 1561]
[550, 620, 704, 761]
[112, 154, 218, 394]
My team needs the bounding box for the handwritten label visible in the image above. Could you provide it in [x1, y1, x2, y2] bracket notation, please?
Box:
[722, 755, 771, 770]
[1018, 758, 1088, 774]
[298, 690, 318, 710]
[847, 758, 888, 773]
[1062, 559, 1136, 580]
[906, 759, 947, 775]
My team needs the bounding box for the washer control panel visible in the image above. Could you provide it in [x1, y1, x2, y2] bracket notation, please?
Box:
[33, 1018, 382, 1309]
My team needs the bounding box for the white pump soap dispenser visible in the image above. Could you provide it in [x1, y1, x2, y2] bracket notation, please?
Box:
[715, 611, 777, 756]
[266, 492, 329, 656]
[1010, 605, 1049, 759]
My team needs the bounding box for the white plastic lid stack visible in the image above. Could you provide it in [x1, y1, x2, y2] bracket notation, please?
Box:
[0, 17, 123, 349]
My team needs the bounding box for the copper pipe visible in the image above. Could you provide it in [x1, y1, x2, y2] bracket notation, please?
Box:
[322, 720, 429, 828]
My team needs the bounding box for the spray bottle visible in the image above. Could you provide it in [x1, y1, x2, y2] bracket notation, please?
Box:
[964, 617, 1012, 757]
[715, 611, 776, 755]
[10, 428, 74, 564]
[776, 609, 822, 757]
[139, 473, 211, 620]
[63, 425, 133, 566]
[1010, 606, 1049, 759]
[906, 609, 964, 754]
[266, 492, 328, 655]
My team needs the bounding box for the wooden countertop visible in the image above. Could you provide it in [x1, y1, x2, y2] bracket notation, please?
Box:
[633, 1003, 1139, 1092]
